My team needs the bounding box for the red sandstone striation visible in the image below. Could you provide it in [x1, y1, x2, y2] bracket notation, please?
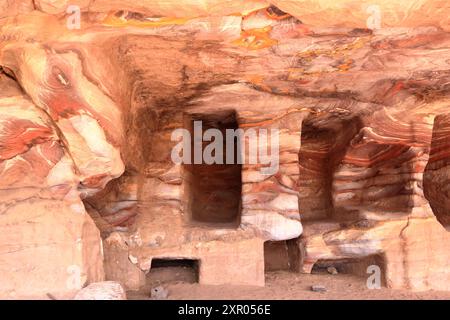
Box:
[0, 74, 104, 299]
[0, 0, 449, 298]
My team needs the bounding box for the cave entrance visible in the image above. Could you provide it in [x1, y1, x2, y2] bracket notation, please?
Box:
[183, 110, 242, 227]
[312, 255, 386, 286]
[264, 239, 301, 272]
[298, 124, 335, 221]
[147, 258, 200, 285]
[298, 116, 363, 222]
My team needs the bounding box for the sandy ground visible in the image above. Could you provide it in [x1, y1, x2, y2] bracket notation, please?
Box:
[127, 267, 450, 300]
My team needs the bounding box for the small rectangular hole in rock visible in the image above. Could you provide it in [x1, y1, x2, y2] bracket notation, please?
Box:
[147, 258, 200, 286]
[264, 239, 300, 272]
[312, 255, 386, 286]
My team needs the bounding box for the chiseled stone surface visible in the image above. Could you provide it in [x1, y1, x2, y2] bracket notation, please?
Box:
[0, 0, 449, 294]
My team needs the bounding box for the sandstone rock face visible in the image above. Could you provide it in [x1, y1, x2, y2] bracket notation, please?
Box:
[0, 1, 34, 19]
[13, 1, 450, 30]
[0, 0, 449, 295]
[0, 75, 104, 299]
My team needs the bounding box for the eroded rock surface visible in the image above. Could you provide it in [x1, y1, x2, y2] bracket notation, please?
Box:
[0, 0, 449, 295]
[0, 75, 104, 299]
[74, 281, 126, 300]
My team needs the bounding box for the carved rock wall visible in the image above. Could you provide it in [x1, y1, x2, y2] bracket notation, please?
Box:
[0, 0, 449, 295]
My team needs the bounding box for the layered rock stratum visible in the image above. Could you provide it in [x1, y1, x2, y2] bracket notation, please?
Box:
[0, 0, 449, 298]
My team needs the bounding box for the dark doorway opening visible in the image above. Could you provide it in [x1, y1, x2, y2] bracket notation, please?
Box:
[183, 110, 242, 226]
[264, 239, 300, 272]
[147, 258, 200, 285]
[298, 117, 363, 222]
[312, 255, 386, 286]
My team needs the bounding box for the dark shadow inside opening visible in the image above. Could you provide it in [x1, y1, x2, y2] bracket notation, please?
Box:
[183, 110, 242, 227]
[147, 258, 200, 285]
[264, 239, 301, 272]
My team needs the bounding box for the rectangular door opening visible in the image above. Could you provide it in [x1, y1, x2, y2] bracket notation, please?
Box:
[311, 255, 386, 286]
[183, 110, 242, 227]
[264, 239, 300, 272]
[147, 258, 200, 286]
